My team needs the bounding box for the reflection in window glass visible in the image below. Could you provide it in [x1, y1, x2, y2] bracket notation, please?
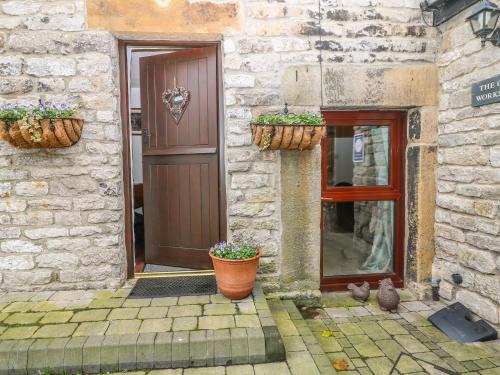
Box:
[326, 126, 390, 187]
[322, 201, 394, 277]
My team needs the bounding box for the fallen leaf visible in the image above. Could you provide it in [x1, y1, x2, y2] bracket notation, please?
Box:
[333, 359, 350, 371]
[321, 330, 337, 337]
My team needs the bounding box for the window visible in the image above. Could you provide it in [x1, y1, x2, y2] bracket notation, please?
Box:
[321, 111, 406, 291]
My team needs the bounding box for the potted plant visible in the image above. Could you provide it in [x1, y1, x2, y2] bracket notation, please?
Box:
[209, 241, 262, 300]
[0, 100, 83, 149]
[251, 108, 326, 151]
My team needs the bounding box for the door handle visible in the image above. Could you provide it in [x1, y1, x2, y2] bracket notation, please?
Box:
[142, 129, 150, 145]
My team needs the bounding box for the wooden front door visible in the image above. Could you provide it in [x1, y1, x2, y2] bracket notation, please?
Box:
[140, 46, 220, 269]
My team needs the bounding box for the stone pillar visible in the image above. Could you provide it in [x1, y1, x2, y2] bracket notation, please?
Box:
[279, 148, 321, 296]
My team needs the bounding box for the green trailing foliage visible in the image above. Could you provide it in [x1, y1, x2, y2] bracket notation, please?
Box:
[253, 113, 325, 126]
[210, 241, 260, 260]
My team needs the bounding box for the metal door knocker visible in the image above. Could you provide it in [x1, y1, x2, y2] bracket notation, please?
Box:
[162, 78, 190, 124]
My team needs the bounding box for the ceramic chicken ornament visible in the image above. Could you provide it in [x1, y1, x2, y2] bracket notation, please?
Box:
[376, 278, 400, 312]
[347, 281, 370, 302]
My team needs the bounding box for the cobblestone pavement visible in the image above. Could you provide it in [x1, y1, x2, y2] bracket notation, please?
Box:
[292, 294, 500, 375]
[1, 287, 499, 374]
[107, 296, 500, 375]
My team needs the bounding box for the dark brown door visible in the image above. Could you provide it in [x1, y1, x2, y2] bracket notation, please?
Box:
[140, 47, 220, 269]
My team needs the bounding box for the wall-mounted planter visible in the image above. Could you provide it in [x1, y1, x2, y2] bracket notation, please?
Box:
[0, 118, 84, 149]
[251, 124, 326, 151]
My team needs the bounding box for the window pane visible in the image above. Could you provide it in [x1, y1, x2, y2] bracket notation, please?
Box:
[322, 201, 394, 277]
[326, 126, 390, 187]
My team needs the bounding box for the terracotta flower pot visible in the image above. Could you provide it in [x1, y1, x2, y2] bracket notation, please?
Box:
[209, 249, 262, 300]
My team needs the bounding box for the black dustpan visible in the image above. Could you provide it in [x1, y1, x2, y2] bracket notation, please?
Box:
[428, 302, 498, 343]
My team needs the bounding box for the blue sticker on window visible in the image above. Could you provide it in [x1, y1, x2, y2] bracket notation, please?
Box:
[353, 134, 364, 163]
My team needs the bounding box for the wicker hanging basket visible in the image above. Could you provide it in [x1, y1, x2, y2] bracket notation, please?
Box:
[251, 123, 326, 151]
[0, 118, 84, 149]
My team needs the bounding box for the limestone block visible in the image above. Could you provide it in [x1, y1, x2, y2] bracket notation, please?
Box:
[37, 78, 66, 92]
[46, 238, 90, 251]
[54, 211, 82, 225]
[0, 255, 34, 270]
[50, 176, 99, 196]
[59, 265, 116, 283]
[438, 146, 489, 166]
[25, 227, 68, 240]
[282, 65, 321, 106]
[36, 253, 79, 269]
[3, 269, 52, 285]
[88, 211, 121, 224]
[0, 227, 21, 239]
[1, 240, 42, 253]
[231, 174, 269, 189]
[11, 210, 54, 225]
[85, 142, 121, 155]
[0, 199, 26, 213]
[24, 14, 86, 32]
[0, 56, 23, 76]
[40, 1, 77, 15]
[465, 232, 500, 252]
[434, 223, 465, 242]
[474, 274, 500, 304]
[322, 64, 438, 107]
[8, 31, 72, 54]
[80, 247, 122, 266]
[68, 77, 92, 93]
[225, 74, 255, 88]
[28, 198, 72, 210]
[227, 133, 252, 147]
[69, 226, 103, 236]
[24, 57, 76, 77]
[14, 182, 48, 197]
[0, 16, 23, 29]
[229, 203, 275, 218]
[238, 39, 273, 54]
[456, 289, 499, 324]
[76, 54, 111, 76]
[436, 194, 474, 215]
[0, 77, 33, 94]
[0, 183, 10, 198]
[73, 196, 106, 210]
[2, 1, 41, 15]
[458, 247, 497, 274]
[491, 146, 500, 167]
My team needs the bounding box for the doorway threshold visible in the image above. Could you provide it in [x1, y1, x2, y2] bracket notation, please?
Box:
[135, 269, 215, 279]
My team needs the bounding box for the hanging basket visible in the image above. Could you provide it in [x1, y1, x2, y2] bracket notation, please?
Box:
[251, 123, 326, 151]
[0, 118, 84, 149]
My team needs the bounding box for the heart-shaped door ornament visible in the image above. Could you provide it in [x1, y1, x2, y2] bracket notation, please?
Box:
[162, 86, 190, 124]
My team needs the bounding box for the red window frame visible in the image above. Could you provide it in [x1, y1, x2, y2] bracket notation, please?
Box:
[320, 111, 407, 291]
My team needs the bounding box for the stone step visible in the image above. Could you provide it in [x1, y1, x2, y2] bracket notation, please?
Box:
[0, 284, 286, 374]
[0, 326, 285, 374]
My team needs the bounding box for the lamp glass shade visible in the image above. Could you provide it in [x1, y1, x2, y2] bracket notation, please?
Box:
[467, 2, 500, 37]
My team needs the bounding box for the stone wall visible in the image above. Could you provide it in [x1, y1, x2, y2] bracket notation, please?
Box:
[0, 0, 124, 290]
[433, 1, 500, 325]
[0, 0, 441, 293]
[223, 0, 439, 294]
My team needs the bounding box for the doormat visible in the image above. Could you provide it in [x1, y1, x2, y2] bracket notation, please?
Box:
[128, 275, 218, 298]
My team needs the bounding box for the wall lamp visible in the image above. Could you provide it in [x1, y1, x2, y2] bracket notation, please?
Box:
[466, 0, 500, 47]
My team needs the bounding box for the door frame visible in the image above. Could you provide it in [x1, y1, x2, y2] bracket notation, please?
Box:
[118, 40, 227, 278]
[320, 110, 407, 291]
